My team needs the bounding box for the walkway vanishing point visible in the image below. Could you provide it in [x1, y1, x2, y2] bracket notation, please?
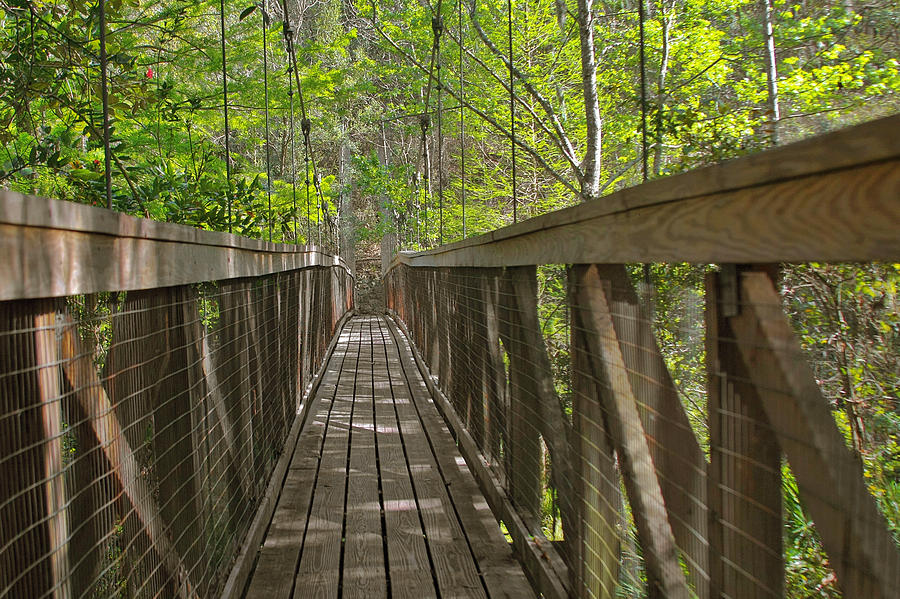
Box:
[242, 316, 534, 598]
[1, 116, 900, 599]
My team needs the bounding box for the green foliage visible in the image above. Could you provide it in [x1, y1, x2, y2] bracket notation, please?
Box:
[2, 0, 899, 594]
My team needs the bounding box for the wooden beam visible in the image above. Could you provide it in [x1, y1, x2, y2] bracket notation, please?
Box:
[569, 279, 621, 599]
[706, 270, 783, 598]
[572, 265, 692, 599]
[589, 264, 710, 598]
[0, 192, 352, 301]
[220, 309, 354, 599]
[729, 271, 900, 598]
[57, 316, 199, 599]
[33, 312, 71, 599]
[497, 267, 579, 560]
[389, 115, 900, 269]
[385, 314, 570, 599]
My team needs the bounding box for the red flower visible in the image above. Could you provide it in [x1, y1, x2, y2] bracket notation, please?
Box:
[146, 67, 154, 79]
[93, 159, 100, 166]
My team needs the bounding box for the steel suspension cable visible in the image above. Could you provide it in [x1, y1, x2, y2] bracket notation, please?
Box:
[288, 69, 298, 243]
[434, 14, 444, 245]
[507, 0, 517, 223]
[281, 0, 327, 249]
[99, 0, 112, 209]
[419, 115, 430, 248]
[262, 7, 272, 242]
[302, 117, 312, 244]
[638, 0, 648, 183]
[458, 0, 466, 239]
[219, 0, 233, 233]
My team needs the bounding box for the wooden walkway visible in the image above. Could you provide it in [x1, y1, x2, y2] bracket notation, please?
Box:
[243, 315, 535, 599]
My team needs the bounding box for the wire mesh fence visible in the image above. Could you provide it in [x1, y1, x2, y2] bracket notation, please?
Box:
[384, 261, 900, 599]
[0, 266, 352, 598]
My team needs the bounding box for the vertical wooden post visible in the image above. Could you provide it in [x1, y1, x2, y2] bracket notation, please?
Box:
[481, 269, 507, 479]
[569, 267, 621, 599]
[591, 264, 709, 598]
[706, 268, 783, 598]
[34, 311, 71, 599]
[572, 265, 691, 599]
[497, 268, 544, 525]
[729, 271, 900, 598]
[0, 301, 54, 597]
[154, 286, 204, 595]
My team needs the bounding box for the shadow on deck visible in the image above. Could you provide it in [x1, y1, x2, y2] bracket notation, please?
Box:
[243, 315, 534, 599]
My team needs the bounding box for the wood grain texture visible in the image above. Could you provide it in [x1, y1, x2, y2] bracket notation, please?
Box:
[292, 320, 360, 599]
[384, 332, 487, 599]
[497, 267, 577, 561]
[386, 314, 568, 599]
[56, 314, 198, 598]
[33, 311, 71, 599]
[379, 317, 537, 599]
[570, 313, 621, 599]
[389, 117, 900, 269]
[706, 271, 783, 599]
[242, 320, 353, 599]
[590, 265, 710, 598]
[342, 319, 387, 599]
[244, 315, 536, 599]
[729, 271, 900, 599]
[0, 191, 352, 301]
[397, 114, 900, 262]
[372, 321, 437, 599]
[0, 189, 332, 253]
[0, 300, 54, 598]
[572, 265, 691, 599]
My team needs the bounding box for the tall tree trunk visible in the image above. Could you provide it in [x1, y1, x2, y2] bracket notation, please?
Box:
[652, 2, 674, 176]
[762, 0, 780, 145]
[577, 0, 602, 201]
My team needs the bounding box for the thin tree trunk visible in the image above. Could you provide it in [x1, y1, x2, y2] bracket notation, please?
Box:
[653, 2, 674, 176]
[762, 0, 780, 145]
[577, 0, 602, 201]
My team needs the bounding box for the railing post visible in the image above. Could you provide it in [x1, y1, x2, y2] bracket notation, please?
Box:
[705, 267, 783, 598]
[569, 266, 621, 599]
[0, 301, 55, 597]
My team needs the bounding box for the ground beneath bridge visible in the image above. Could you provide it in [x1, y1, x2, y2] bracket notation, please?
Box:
[244, 315, 535, 599]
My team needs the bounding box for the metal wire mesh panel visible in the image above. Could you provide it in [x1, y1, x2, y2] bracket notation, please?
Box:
[385, 262, 900, 599]
[0, 266, 352, 598]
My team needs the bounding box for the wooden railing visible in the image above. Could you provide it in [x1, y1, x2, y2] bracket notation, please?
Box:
[0, 192, 353, 598]
[384, 115, 900, 599]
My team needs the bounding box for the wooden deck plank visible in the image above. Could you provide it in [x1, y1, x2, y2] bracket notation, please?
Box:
[375, 318, 488, 599]
[342, 319, 387, 599]
[291, 322, 362, 598]
[383, 317, 538, 599]
[244, 321, 357, 599]
[244, 315, 534, 599]
[371, 319, 438, 599]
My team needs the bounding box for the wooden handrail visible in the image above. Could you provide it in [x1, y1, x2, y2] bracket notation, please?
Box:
[0, 191, 353, 300]
[388, 114, 899, 270]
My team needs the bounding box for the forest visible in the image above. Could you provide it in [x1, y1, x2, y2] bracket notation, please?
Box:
[1, 0, 898, 595]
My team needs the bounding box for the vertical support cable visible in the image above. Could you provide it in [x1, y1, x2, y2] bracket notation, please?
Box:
[507, 0, 517, 223]
[99, 0, 112, 209]
[458, 0, 466, 239]
[262, 7, 272, 242]
[639, 0, 650, 285]
[288, 70, 298, 243]
[433, 15, 444, 246]
[302, 118, 312, 244]
[220, 0, 233, 232]
[420, 115, 430, 248]
[638, 0, 648, 183]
